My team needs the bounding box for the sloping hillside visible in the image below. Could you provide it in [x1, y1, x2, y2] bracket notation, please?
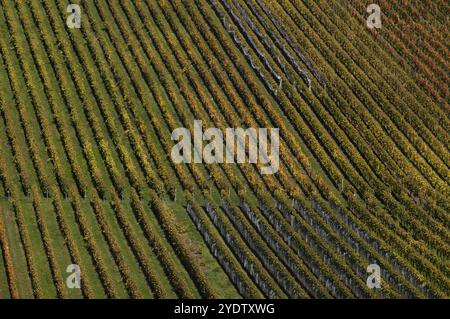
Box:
[0, 0, 448, 299]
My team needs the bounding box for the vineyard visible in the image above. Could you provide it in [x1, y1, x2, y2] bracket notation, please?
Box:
[0, 0, 448, 299]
